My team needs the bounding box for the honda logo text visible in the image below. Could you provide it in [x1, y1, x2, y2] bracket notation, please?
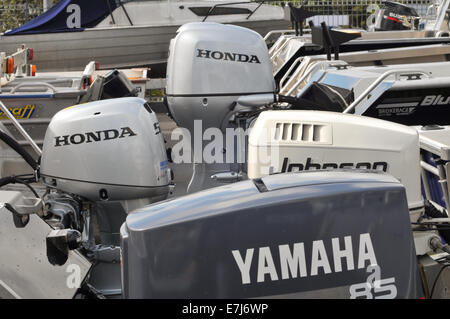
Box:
[196, 49, 261, 64]
[54, 127, 137, 147]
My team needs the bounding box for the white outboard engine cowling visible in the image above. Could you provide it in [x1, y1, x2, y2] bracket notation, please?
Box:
[248, 110, 423, 219]
[166, 22, 276, 132]
[40, 97, 170, 202]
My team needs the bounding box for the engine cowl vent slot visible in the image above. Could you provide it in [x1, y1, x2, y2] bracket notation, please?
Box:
[274, 122, 332, 144]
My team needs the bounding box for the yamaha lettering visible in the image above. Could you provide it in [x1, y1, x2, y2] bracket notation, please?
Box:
[232, 233, 377, 284]
[281, 157, 388, 172]
[54, 127, 137, 147]
[196, 49, 261, 64]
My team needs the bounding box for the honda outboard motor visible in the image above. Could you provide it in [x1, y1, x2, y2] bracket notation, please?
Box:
[39, 97, 170, 296]
[166, 22, 276, 133]
[166, 22, 276, 193]
[375, 1, 420, 31]
[41, 97, 170, 203]
[121, 170, 423, 298]
[0, 96, 172, 298]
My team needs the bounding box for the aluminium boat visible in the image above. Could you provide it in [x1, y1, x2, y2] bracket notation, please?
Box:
[0, 0, 289, 76]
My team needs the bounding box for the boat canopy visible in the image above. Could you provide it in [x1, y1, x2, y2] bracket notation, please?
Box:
[4, 0, 117, 35]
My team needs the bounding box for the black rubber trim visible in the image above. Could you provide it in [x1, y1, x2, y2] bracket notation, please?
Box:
[41, 174, 169, 189]
[253, 178, 268, 193]
[165, 91, 275, 98]
[143, 102, 154, 113]
[189, 6, 251, 16]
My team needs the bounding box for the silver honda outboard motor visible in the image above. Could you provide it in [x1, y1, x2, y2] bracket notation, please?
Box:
[166, 22, 276, 133]
[121, 170, 423, 298]
[35, 97, 170, 297]
[0, 96, 172, 298]
[375, 1, 420, 31]
[166, 22, 276, 193]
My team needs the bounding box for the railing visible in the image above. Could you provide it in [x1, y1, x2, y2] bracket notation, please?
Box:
[420, 155, 450, 212]
[343, 69, 431, 114]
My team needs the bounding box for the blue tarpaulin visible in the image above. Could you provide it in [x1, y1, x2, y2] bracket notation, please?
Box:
[5, 0, 117, 35]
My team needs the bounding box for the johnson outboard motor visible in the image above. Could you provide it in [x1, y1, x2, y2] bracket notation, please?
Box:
[375, 1, 421, 31]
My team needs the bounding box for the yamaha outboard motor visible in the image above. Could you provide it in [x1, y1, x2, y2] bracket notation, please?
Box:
[121, 170, 423, 298]
[375, 1, 421, 31]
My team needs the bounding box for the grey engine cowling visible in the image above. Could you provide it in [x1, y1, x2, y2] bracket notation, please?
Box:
[121, 170, 422, 298]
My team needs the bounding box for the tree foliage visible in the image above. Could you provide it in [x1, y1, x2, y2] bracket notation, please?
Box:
[0, 0, 46, 32]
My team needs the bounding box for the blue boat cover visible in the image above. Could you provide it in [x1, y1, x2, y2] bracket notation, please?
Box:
[5, 0, 117, 35]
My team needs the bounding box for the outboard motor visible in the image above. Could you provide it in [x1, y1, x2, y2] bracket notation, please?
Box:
[39, 97, 170, 296]
[166, 22, 276, 133]
[121, 170, 423, 298]
[375, 1, 421, 31]
[166, 22, 276, 193]
[41, 97, 170, 203]
[247, 110, 423, 219]
[0, 96, 172, 298]
[80, 69, 139, 103]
